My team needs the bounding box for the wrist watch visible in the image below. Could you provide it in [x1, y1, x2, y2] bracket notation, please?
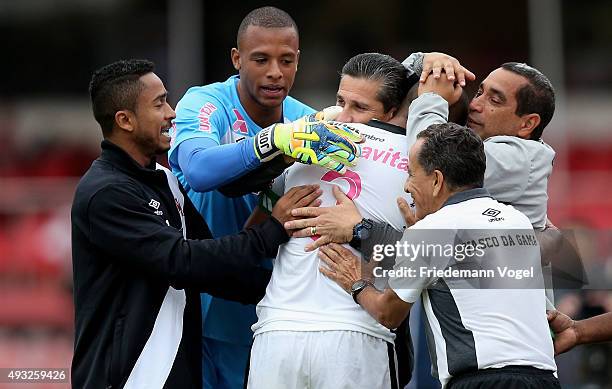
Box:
[351, 279, 374, 304]
[349, 218, 374, 250]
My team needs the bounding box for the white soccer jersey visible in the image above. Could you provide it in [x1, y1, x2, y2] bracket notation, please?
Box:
[252, 121, 412, 342]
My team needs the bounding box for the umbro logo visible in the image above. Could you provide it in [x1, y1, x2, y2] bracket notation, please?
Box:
[483, 208, 504, 222]
[361, 133, 385, 142]
[149, 199, 163, 215]
[482, 208, 501, 217]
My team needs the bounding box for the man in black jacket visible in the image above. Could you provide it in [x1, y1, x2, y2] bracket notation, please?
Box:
[71, 59, 321, 388]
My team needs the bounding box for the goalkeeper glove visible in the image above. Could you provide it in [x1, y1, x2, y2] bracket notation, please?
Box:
[253, 112, 362, 174]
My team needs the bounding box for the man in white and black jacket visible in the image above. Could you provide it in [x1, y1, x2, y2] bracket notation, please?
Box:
[71, 59, 322, 388]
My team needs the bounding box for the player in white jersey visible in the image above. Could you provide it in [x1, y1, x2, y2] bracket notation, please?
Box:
[250, 122, 410, 389]
[247, 53, 415, 389]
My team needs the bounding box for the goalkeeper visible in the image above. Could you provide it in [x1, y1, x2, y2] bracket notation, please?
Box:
[167, 7, 362, 389]
[170, 99, 360, 389]
[170, 105, 360, 389]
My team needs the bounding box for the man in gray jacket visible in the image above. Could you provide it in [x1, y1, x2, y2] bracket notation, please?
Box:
[402, 58, 558, 311]
[404, 56, 555, 230]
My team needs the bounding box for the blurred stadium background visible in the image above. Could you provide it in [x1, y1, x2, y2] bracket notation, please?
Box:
[0, 0, 610, 387]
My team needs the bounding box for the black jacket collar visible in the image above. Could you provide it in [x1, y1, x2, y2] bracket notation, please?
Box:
[366, 119, 405, 135]
[99, 139, 160, 180]
[442, 188, 491, 208]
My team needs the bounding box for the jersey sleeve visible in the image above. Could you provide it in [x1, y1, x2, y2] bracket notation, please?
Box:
[283, 96, 315, 120]
[483, 137, 530, 204]
[296, 104, 316, 118]
[170, 89, 229, 165]
[177, 137, 261, 193]
[406, 93, 449, 146]
[388, 222, 454, 304]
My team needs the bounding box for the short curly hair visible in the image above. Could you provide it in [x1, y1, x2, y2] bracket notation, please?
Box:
[89, 59, 154, 136]
[237, 7, 298, 48]
[416, 123, 486, 190]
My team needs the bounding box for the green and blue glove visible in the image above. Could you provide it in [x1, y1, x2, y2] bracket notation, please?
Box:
[253, 110, 363, 174]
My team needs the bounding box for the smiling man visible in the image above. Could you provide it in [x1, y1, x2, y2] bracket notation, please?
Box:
[71, 59, 320, 388]
[408, 60, 556, 230]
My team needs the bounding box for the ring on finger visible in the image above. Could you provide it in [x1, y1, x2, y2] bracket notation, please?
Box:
[311, 226, 317, 236]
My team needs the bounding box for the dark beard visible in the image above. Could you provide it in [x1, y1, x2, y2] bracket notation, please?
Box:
[134, 131, 169, 160]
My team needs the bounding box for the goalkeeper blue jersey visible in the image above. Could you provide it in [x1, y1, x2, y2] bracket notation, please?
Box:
[168, 75, 314, 345]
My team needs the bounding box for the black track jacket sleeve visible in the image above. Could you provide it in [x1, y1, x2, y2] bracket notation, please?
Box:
[87, 183, 285, 304]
